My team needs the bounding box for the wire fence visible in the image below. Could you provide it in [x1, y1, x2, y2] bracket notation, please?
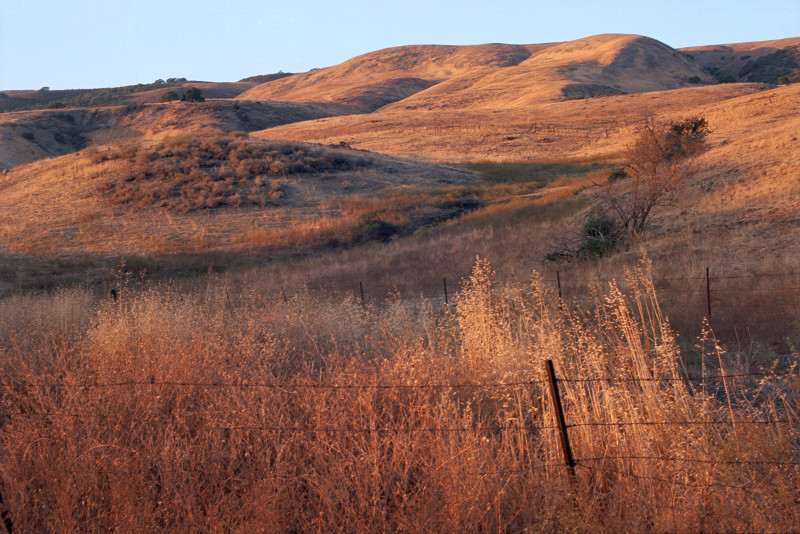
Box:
[247, 267, 800, 319]
[2, 362, 799, 532]
[4, 369, 799, 455]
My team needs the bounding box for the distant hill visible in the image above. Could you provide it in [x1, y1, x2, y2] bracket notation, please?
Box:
[237, 43, 537, 111]
[680, 37, 800, 84]
[0, 80, 260, 113]
[2, 33, 798, 170]
[239, 35, 716, 111]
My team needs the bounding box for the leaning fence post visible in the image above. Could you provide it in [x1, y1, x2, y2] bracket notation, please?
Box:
[706, 267, 712, 319]
[556, 271, 563, 301]
[543, 359, 577, 483]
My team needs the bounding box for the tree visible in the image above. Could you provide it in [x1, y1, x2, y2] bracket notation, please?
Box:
[160, 91, 179, 102]
[180, 87, 205, 102]
[601, 116, 709, 237]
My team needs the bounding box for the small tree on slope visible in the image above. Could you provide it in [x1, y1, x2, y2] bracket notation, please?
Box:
[602, 116, 709, 237]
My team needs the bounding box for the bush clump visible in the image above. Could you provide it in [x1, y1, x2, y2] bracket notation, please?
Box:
[100, 137, 369, 213]
[576, 210, 620, 258]
[160, 91, 179, 103]
[348, 212, 398, 244]
[180, 87, 205, 102]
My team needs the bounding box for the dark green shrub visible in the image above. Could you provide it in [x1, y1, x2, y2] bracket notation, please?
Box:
[349, 212, 397, 244]
[181, 87, 205, 102]
[688, 76, 702, 84]
[577, 211, 619, 258]
[232, 102, 248, 122]
[608, 168, 627, 183]
[160, 91, 179, 102]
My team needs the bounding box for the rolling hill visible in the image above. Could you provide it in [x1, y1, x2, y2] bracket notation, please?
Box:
[1, 31, 799, 295]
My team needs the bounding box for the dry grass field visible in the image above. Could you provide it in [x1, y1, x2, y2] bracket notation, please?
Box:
[1, 33, 799, 532]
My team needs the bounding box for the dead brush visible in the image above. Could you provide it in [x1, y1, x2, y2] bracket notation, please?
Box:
[98, 137, 372, 214]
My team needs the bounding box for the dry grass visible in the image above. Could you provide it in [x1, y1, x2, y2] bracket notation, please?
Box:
[0, 259, 798, 531]
[0, 133, 477, 262]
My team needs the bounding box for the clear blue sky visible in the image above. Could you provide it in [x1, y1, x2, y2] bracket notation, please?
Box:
[1, 0, 798, 90]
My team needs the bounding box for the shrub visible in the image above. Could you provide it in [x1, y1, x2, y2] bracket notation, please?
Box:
[576, 210, 620, 258]
[349, 212, 397, 244]
[180, 87, 205, 102]
[160, 91, 179, 102]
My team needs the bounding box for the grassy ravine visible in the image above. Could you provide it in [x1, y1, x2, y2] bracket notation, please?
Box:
[0, 259, 798, 532]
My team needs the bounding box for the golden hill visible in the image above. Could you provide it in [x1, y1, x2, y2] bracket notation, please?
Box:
[240, 34, 714, 112]
[253, 82, 766, 162]
[238, 43, 537, 111]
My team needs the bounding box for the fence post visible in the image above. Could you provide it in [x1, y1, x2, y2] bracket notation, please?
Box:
[443, 278, 448, 305]
[543, 359, 577, 483]
[706, 267, 712, 319]
[0, 489, 12, 534]
[556, 271, 563, 301]
[360, 281, 366, 310]
[281, 286, 288, 303]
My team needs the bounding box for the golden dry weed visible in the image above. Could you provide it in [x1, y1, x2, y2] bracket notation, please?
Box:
[0, 259, 797, 532]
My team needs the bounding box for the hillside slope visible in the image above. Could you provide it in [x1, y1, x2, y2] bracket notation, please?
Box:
[390, 34, 715, 110]
[238, 43, 537, 111]
[241, 34, 714, 112]
[0, 99, 353, 170]
[681, 37, 800, 83]
[0, 135, 476, 266]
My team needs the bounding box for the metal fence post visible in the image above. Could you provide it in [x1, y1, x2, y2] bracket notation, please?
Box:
[543, 359, 577, 483]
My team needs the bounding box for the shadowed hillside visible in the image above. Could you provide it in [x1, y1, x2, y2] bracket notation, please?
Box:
[0, 99, 354, 170]
[681, 37, 800, 83]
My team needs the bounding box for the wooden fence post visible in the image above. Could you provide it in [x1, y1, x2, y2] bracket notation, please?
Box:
[706, 267, 712, 319]
[443, 278, 448, 305]
[543, 359, 577, 483]
[360, 281, 366, 310]
[556, 271, 563, 301]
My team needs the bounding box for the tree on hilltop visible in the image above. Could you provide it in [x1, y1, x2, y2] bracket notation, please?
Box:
[160, 91, 179, 102]
[180, 87, 205, 102]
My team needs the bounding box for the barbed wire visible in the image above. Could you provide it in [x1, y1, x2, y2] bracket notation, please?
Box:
[575, 463, 755, 490]
[5, 378, 548, 390]
[566, 419, 795, 428]
[578, 455, 800, 466]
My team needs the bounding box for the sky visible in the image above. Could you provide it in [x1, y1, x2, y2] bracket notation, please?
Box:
[1, 0, 798, 90]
